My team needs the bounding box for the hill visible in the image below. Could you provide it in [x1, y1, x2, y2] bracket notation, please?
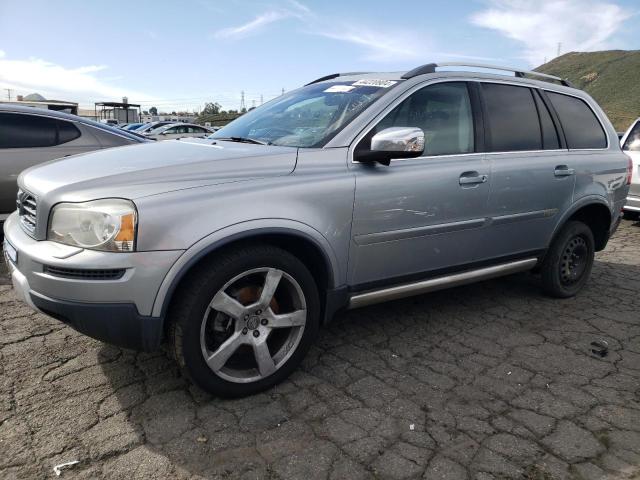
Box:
[536, 50, 640, 131]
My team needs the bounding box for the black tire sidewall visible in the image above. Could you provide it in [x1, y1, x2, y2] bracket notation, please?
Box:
[542, 221, 595, 298]
[177, 246, 320, 397]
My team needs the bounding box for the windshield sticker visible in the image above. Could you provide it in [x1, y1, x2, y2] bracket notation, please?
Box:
[324, 85, 356, 93]
[352, 79, 397, 88]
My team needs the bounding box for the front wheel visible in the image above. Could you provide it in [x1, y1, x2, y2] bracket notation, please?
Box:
[540, 221, 595, 298]
[168, 245, 320, 397]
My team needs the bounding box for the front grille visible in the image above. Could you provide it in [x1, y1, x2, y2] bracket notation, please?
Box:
[16, 189, 37, 235]
[44, 266, 126, 280]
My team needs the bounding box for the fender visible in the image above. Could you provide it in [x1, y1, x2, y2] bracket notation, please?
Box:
[548, 194, 612, 245]
[151, 218, 342, 319]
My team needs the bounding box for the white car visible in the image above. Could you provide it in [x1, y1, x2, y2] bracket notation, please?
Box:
[621, 118, 640, 218]
[144, 123, 213, 140]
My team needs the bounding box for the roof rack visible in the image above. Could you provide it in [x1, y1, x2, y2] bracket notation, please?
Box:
[401, 62, 575, 88]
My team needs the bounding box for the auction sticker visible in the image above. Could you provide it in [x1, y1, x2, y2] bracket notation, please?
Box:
[352, 79, 397, 88]
[324, 85, 356, 93]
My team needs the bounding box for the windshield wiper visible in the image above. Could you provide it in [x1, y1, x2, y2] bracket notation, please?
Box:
[215, 136, 269, 145]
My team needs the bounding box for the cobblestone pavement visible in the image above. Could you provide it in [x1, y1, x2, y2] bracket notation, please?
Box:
[1, 220, 639, 480]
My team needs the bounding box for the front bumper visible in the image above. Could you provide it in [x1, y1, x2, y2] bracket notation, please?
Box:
[3, 213, 183, 350]
[624, 194, 640, 212]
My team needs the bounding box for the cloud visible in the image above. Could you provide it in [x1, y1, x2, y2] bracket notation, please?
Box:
[471, 0, 632, 65]
[214, 10, 291, 39]
[315, 27, 426, 61]
[0, 53, 153, 104]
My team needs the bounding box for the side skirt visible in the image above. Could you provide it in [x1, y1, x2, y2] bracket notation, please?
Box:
[348, 258, 538, 309]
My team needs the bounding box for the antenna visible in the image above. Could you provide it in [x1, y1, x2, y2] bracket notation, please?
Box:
[240, 90, 246, 110]
[281, 88, 285, 95]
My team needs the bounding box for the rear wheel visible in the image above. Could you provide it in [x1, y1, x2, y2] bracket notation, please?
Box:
[168, 245, 320, 397]
[540, 221, 595, 298]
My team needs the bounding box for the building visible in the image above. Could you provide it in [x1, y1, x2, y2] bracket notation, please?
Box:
[3, 93, 78, 114]
[95, 98, 141, 124]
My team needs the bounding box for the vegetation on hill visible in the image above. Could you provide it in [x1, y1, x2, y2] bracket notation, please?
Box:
[536, 50, 640, 131]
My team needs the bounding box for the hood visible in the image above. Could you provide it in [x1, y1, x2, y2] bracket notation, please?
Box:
[19, 139, 298, 202]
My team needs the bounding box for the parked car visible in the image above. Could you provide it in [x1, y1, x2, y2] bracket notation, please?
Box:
[143, 123, 213, 140]
[0, 105, 148, 222]
[135, 121, 175, 134]
[99, 119, 120, 126]
[621, 117, 640, 219]
[121, 122, 145, 131]
[3, 63, 630, 397]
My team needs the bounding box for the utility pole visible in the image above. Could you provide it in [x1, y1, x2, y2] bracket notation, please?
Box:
[240, 90, 246, 111]
[556, 42, 562, 58]
[5, 88, 12, 101]
[260, 94, 264, 105]
[251, 99, 256, 109]
[281, 88, 285, 96]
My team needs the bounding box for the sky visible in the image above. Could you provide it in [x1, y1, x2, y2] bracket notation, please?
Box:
[0, 0, 638, 112]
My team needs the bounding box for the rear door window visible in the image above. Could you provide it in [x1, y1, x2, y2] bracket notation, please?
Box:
[0, 112, 58, 148]
[546, 92, 607, 149]
[481, 83, 542, 152]
[623, 121, 640, 151]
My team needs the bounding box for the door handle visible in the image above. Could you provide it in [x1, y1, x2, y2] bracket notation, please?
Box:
[459, 173, 488, 185]
[554, 165, 575, 177]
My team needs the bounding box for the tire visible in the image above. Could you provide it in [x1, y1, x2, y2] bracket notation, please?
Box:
[623, 210, 639, 221]
[168, 244, 320, 397]
[540, 221, 595, 298]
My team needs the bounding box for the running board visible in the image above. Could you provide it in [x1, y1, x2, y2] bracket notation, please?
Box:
[348, 258, 538, 309]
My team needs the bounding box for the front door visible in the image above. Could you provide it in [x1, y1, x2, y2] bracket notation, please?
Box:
[349, 81, 491, 287]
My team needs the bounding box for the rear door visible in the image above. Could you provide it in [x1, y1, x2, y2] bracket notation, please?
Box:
[349, 81, 492, 287]
[478, 82, 574, 260]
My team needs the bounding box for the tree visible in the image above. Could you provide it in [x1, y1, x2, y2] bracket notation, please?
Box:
[202, 102, 222, 115]
[149, 106, 158, 115]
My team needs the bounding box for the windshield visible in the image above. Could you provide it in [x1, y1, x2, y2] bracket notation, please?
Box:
[209, 80, 400, 148]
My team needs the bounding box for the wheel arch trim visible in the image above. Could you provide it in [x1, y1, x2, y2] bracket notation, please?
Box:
[151, 219, 341, 319]
[549, 195, 613, 247]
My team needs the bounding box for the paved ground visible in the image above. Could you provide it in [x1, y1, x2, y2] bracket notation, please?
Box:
[1, 220, 639, 480]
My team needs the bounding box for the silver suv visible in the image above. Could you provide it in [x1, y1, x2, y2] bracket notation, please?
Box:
[3, 63, 631, 397]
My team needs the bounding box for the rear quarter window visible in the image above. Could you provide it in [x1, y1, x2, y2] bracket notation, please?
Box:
[57, 120, 81, 144]
[546, 92, 607, 149]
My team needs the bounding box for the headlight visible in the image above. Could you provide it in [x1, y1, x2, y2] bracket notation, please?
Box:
[48, 199, 137, 252]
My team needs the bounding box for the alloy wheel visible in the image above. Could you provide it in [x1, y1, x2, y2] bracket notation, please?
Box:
[199, 267, 307, 383]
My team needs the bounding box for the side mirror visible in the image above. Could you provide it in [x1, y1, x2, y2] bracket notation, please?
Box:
[355, 127, 425, 165]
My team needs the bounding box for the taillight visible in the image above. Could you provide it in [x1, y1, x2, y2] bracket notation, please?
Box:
[626, 155, 633, 186]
